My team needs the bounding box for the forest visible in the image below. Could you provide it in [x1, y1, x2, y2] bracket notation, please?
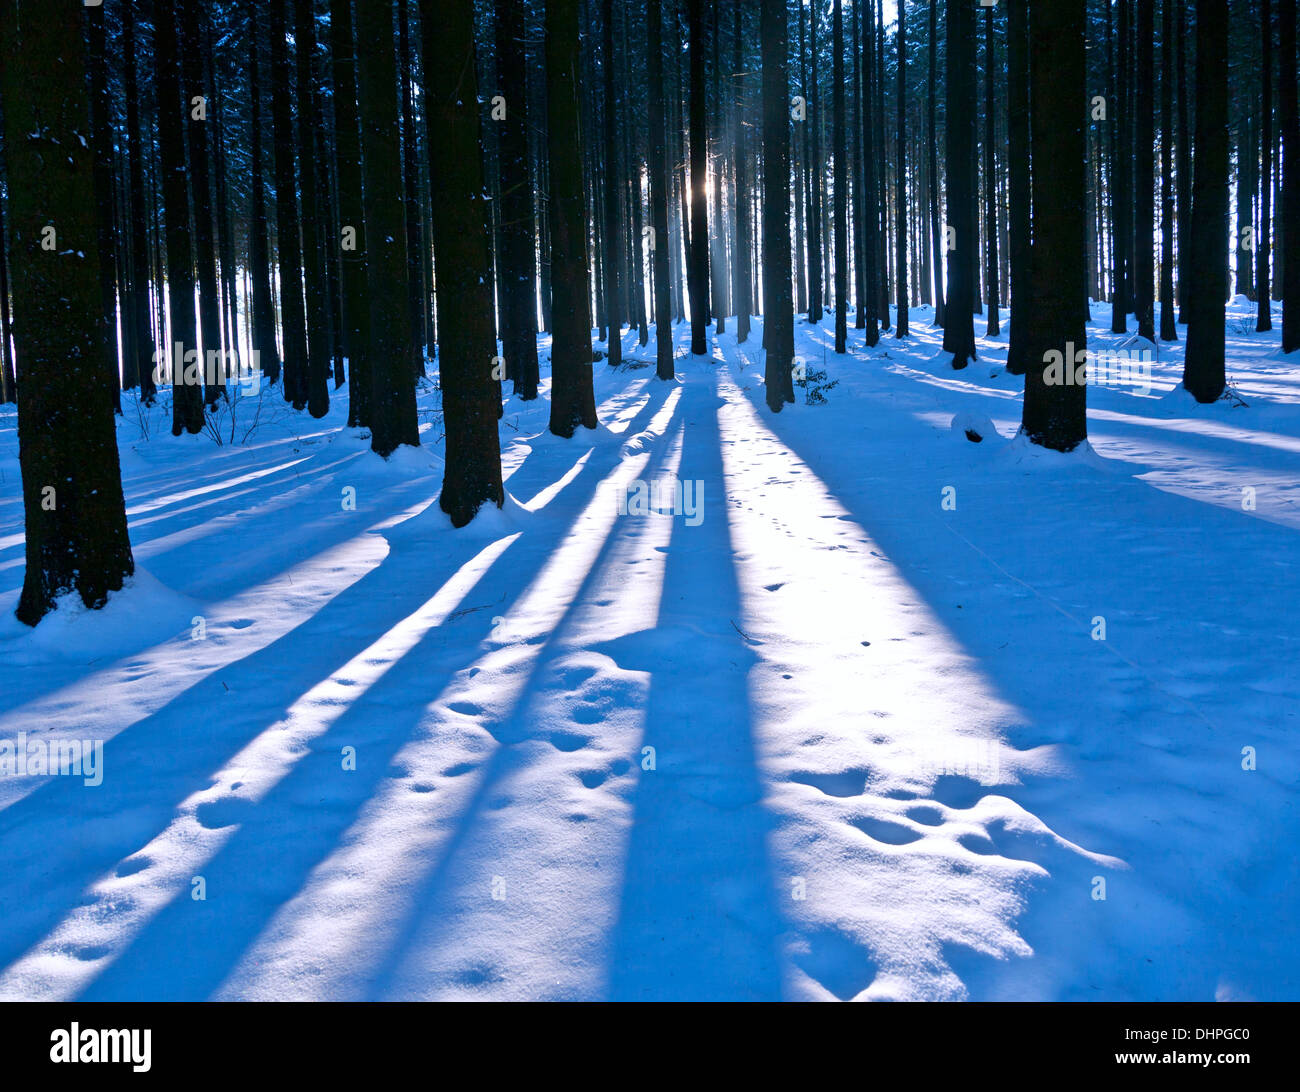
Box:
[0, 0, 1296, 1006]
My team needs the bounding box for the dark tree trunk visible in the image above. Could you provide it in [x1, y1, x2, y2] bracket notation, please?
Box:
[85, 0, 120, 413]
[0, 138, 13, 404]
[1281, 0, 1300, 350]
[156, 0, 204, 434]
[182, 3, 225, 409]
[1112, 0, 1131, 332]
[761, 0, 794, 409]
[1160, 0, 1178, 341]
[833, 0, 847, 353]
[688, 0, 710, 353]
[293, 0, 330, 417]
[1006, 0, 1030, 373]
[732, 0, 751, 344]
[648, 0, 675, 377]
[896, 1, 910, 339]
[270, 0, 309, 407]
[1183, 0, 1230, 400]
[927, 0, 945, 328]
[399, 1, 427, 381]
[122, 0, 156, 398]
[333, 0, 371, 428]
[496, 0, 540, 398]
[860, 0, 879, 345]
[808, 1, 823, 324]
[547, 0, 598, 432]
[420, 0, 503, 517]
[979, 4, 995, 339]
[1175, 1, 1192, 318]
[599, 0, 624, 366]
[1021, 0, 1088, 451]
[357, 0, 419, 456]
[1, 0, 135, 625]
[1134, 0, 1155, 340]
[1235, 120, 1256, 301]
[942, 0, 976, 368]
[1258, 0, 1274, 332]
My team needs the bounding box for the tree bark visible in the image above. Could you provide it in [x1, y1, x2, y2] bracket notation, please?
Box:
[1, 0, 135, 624]
[1183, 0, 1230, 400]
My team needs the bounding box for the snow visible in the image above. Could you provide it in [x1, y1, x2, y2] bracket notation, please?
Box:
[0, 294, 1296, 1000]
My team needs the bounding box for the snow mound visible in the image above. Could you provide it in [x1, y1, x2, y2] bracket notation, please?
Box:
[0, 567, 198, 662]
[950, 412, 1002, 445]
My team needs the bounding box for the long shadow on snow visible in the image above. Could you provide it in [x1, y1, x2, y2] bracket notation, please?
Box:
[606, 372, 787, 1001]
[55, 384, 683, 999]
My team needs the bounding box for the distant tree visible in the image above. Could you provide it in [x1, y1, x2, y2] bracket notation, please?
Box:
[0, 0, 134, 624]
[647, 0, 675, 378]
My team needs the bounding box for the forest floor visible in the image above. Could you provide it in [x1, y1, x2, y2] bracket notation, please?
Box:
[0, 297, 1296, 1001]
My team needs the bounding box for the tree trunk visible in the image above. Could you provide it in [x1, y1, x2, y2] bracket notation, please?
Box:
[270, 0, 309, 407]
[688, 0, 710, 353]
[122, 0, 157, 399]
[1280, 0, 1300, 350]
[732, 0, 752, 344]
[897, 1, 911, 338]
[1006, 0, 1030, 373]
[833, 0, 847, 353]
[546, 0, 599, 433]
[1257, 0, 1274, 331]
[156, 0, 204, 434]
[420, 0, 503, 517]
[1183, 0, 1230, 400]
[1021, 0, 1088, 451]
[648, 0, 676, 377]
[927, 0, 945, 328]
[1, 0, 135, 624]
[1134, 0, 1155, 340]
[942, 0, 976, 367]
[496, 0, 540, 398]
[762, 0, 795, 409]
[332, 0, 371, 428]
[357, 0, 419, 456]
[1160, 0, 1178, 341]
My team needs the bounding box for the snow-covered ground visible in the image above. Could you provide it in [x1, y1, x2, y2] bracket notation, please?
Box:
[0, 296, 1296, 1001]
